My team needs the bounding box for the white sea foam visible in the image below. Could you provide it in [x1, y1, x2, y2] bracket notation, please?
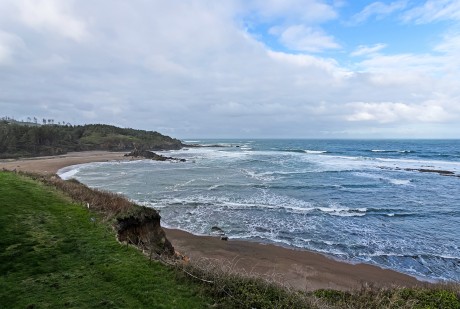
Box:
[304, 150, 327, 154]
[353, 172, 413, 186]
[208, 184, 221, 190]
[318, 207, 367, 217]
[157, 193, 372, 217]
[370, 149, 413, 153]
[58, 167, 78, 180]
[57, 164, 88, 180]
[242, 169, 276, 182]
[388, 179, 411, 185]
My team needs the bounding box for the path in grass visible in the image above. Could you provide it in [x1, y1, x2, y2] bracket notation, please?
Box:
[0, 172, 212, 308]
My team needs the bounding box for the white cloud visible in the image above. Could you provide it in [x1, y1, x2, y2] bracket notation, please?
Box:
[248, 0, 337, 24]
[267, 50, 350, 80]
[16, 0, 88, 42]
[0, 31, 24, 65]
[275, 25, 340, 52]
[346, 101, 452, 123]
[242, 1, 339, 53]
[403, 0, 460, 23]
[0, 0, 459, 138]
[351, 43, 387, 57]
[435, 33, 460, 52]
[356, 53, 444, 74]
[352, 1, 408, 24]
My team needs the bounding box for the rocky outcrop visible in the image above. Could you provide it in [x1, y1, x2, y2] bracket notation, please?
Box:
[124, 150, 186, 162]
[404, 168, 456, 176]
[116, 207, 174, 256]
[379, 166, 459, 178]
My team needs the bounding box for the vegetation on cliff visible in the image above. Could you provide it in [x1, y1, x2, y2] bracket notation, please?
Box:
[0, 120, 183, 158]
[0, 171, 210, 308]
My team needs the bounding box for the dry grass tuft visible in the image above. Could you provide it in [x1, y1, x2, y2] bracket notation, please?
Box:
[171, 256, 317, 308]
[21, 172, 136, 221]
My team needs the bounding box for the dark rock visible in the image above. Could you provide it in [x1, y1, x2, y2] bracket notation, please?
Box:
[116, 207, 174, 256]
[379, 166, 458, 178]
[404, 168, 456, 176]
[221, 236, 228, 241]
[124, 150, 185, 162]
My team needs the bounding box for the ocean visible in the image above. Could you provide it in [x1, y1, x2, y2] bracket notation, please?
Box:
[59, 139, 460, 282]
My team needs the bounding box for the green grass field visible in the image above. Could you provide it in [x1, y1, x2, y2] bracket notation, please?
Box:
[0, 172, 211, 308]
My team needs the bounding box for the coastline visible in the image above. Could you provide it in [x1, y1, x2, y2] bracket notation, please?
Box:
[0, 151, 130, 174]
[0, 151, 424, 291]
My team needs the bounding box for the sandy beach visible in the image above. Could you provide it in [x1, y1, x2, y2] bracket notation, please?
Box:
[0, 151, 423, 291]
[0, 151, 129, 174]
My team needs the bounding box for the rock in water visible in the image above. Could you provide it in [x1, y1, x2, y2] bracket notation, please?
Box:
[210, 226, 225, 235]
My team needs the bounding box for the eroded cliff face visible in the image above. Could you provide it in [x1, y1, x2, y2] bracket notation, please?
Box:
[115, 207, 174, 256]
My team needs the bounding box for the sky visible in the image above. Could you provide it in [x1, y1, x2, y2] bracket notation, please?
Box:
[0, 0, 459, 139]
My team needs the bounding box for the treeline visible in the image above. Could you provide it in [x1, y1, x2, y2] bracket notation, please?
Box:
[0, 121, 183, 159]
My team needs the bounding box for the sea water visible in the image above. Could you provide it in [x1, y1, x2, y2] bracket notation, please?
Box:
[59, 139, 460, 282]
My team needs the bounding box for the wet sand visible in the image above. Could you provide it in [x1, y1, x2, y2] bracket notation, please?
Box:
[0, 151, 423, 291]
[165, 228, 421, 291]
[0, 151, 129, 174]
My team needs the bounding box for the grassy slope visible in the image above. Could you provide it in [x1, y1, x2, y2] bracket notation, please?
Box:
[0, 172, 211, 309]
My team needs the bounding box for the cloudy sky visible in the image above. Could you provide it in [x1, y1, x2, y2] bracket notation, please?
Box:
[0, 0, 459, 138]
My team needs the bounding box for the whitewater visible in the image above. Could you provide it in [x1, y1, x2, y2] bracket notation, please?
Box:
[59, 139, 460, 282]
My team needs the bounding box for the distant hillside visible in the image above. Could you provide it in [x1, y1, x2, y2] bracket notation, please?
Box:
[0, 121, 183, 159]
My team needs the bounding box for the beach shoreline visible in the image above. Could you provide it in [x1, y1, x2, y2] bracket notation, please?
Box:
[0, 151, 424, 291]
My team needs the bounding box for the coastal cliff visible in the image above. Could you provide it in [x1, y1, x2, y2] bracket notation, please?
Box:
[116, 207, 174, 255]
[24, 172, 175, 257]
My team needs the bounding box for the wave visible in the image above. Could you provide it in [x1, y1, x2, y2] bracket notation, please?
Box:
[281, 149, 307, 154]
[304, 150, 328, 154]
[153, 194, 372, 217]
[315, 206, 367, 217]
[277, 148, 328, 154]
[242, 169, 276, 182]
[370, 149, 414, 153]
[207, 184, 221, 191]
[58, 165, 82, 180]
[57, 162, 112, 180]
[362, 253, 460, 281]
[352, 172, 413, 186]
